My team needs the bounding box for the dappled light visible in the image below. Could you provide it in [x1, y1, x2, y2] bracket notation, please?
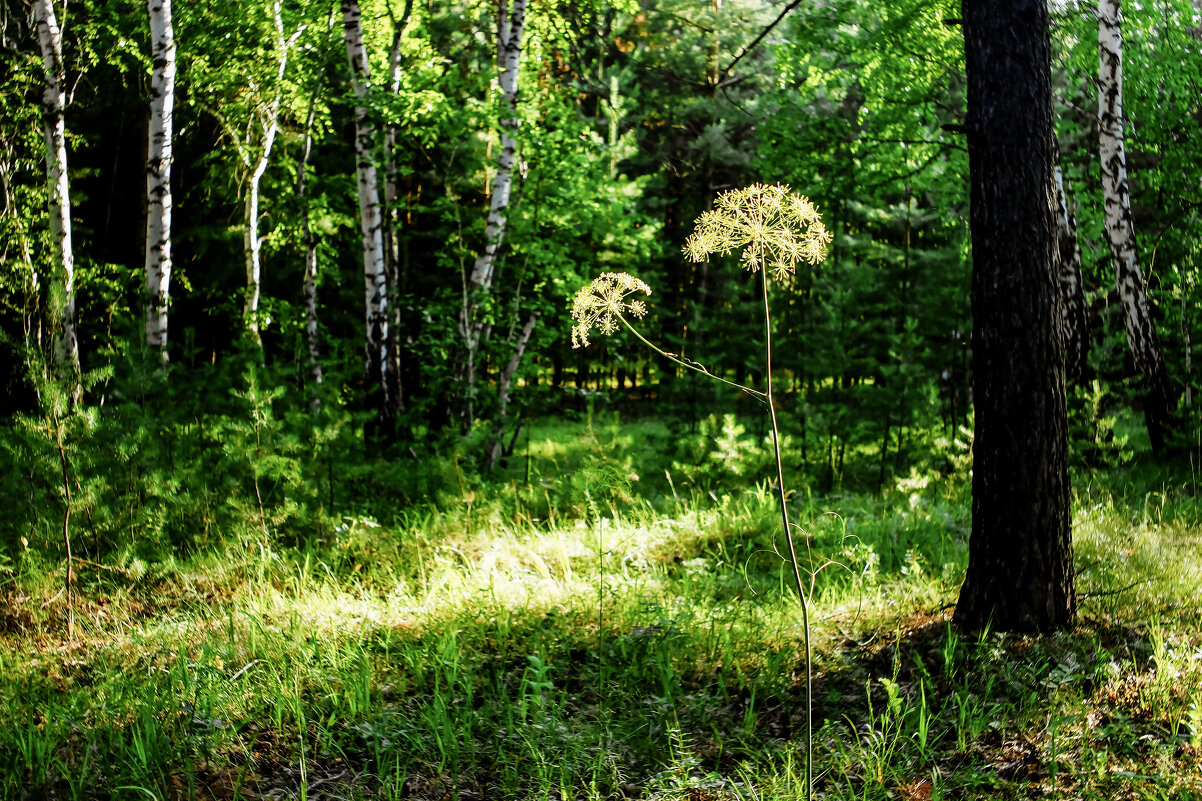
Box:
[1, 0, 1200, 798]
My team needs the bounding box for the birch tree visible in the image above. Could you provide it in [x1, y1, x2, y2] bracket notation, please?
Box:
[145, 0, 176, 359]
[383, 0, 413, 414]
[486, 310, 539, 469]
[456, 0, 529, 433]
[297, 84, 323, 410]
[295, 7, 339, 410]
[240, 0, 304, 345]
[1053, 159, 1088, 382]
[32, 0, 79, 397]
[342, 0, 391, 420]
[1097, 0, 1179, 454]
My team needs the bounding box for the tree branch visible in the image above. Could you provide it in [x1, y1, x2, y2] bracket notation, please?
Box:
[718, 0, 804, 84]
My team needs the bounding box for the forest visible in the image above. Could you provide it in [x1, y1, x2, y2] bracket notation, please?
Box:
[1, 0, 1201, 797]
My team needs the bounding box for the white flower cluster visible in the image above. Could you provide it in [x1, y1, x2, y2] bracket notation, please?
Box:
[569, 271, 652, 348]
[682, 182, 831, 281]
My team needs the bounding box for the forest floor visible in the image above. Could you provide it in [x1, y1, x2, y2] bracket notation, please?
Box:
[2, 414, 1201, 800]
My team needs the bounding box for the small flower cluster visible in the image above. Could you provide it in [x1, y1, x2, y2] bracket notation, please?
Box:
[682, 183, 831, 280]
[570, 271, 652, 348]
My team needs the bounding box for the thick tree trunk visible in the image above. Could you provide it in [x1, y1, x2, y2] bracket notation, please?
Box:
[456, 0, 528, 433]
[32, 0, 80, 397]
[953, 0, 1075, 633]
[342, 0, 391, 424]
[1097, 0, 1178, 454]
[1052, 160, 1088, 382]
[145, 0, 175, 360]
[243, 0, 298, 345]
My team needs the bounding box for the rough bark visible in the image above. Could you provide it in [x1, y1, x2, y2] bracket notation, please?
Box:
[32, 0, 79, 397]
[342, 0, 391, 424]
[1052, 160, 1089, 382]
[456, 0, 528, 433]
[953, 0, 1075, 634]
[1097, 0, 1179, 454]
[145, 0, 176, 359]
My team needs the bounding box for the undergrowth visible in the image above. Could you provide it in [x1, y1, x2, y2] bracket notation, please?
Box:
[1, 408, 1200, 800]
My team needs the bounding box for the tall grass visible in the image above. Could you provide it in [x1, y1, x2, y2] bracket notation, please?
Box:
[1, 415, 1199, 800]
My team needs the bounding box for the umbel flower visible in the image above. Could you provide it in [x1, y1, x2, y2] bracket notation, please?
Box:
[570, 271, 652, 348]
[682, 182, 832, 280]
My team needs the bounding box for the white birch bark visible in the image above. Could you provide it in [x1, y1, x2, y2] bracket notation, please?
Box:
[32, 0, 80, 395]
[1052, 161, 1088, 382]
[1183, 293, 1192, 408]
[1097, 0, 1178, 451]
[383, 0, 412, 414]
[457, 0, 528, 431]
[145, 0, 176, 359]
[296, 87, 323, 409]
[470, 0, 527, 293]
[243, 0, 302, 344]
[486, 310, 539, 469]
[342, 0, 391, 414]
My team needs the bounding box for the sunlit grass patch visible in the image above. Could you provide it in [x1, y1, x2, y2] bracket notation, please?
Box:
[1, 417, 1200, 800]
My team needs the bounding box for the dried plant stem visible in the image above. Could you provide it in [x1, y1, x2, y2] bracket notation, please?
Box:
[573, 183, 830, 800]
[759, 258, 813, 801]
[619, 317, 766, 400]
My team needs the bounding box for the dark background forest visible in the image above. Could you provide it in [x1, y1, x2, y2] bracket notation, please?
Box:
[2, 0, 1195, 474]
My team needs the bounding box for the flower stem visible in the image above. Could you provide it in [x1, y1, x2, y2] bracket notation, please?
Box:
[760, 265, 813, 801]
[618, 316, 766, 399]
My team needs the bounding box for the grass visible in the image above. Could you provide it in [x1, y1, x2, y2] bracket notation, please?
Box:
[1, 413, 1201, 800]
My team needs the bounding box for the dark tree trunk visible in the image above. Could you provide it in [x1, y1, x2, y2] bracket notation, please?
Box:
[953, 0, 1075, 633]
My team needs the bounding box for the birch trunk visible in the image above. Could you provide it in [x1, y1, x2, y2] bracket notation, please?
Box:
[1052, 160, 1088, 382]
[342, 0, 391, 421]
[1097, 0, 1178, 454]
[296, 86, 323, 410]
[145, 0, 175, 359]
[32, 0, 80, 397]
[243, 0, 300, 345]
[456, 0, 528, 433]
[486, 311, 539, 470]
[384, 0, 413, 415]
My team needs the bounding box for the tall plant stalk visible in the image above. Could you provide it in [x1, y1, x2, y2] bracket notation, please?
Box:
[759, 261, 814, 797]
[571, 183, 831, 800]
